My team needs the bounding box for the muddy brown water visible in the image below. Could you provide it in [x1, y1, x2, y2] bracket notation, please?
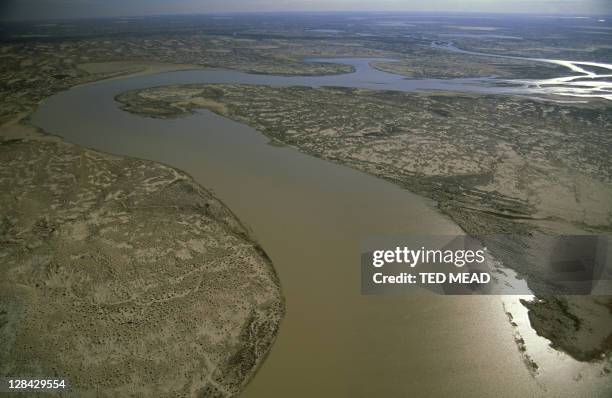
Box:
[31, 63, 607, 397]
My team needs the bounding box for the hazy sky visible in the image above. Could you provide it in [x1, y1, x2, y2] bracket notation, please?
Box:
[2, 0, 611, 21]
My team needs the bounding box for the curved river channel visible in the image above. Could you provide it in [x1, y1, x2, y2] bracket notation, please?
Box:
[31, 58, 610, 397]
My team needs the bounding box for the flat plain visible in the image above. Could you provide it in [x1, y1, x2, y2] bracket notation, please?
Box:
[1, 12, 611, 396]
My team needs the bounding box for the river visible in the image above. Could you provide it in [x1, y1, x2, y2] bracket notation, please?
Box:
[30, 59, 609, 396]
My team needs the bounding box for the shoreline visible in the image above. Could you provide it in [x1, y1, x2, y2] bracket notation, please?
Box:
[0, 62, 285, 396]
[113, 81, 612, 367]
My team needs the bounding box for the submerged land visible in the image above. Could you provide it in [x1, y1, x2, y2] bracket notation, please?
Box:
[1, 12, 611, 396]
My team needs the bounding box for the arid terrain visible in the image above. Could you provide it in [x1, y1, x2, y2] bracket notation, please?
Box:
[0, 127, 283, 396]
[1, 12, 611, 396]
[117, 83, 612, 363]
[4, 13, 601, 125]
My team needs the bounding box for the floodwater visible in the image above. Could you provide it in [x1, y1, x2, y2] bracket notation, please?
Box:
[31, 60, 609, 397]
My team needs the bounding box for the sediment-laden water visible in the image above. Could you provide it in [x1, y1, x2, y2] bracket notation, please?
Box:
[31, 60, 609, 397]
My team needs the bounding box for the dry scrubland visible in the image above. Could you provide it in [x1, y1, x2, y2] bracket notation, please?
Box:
[118, 85, 612, 237]
[1, 14, 611, 393]
[0, 135, 283, 397]
[0, 30, 572, 125]
[0, 35, 368, 124]
[117, 84, 612, 363]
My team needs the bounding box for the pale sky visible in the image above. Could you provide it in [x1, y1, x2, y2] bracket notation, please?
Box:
[2, 0, 611, 21]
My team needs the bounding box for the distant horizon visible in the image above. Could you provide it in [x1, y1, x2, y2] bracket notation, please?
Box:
[2, 9, 612, 23]
[2, 0, 611, 22]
